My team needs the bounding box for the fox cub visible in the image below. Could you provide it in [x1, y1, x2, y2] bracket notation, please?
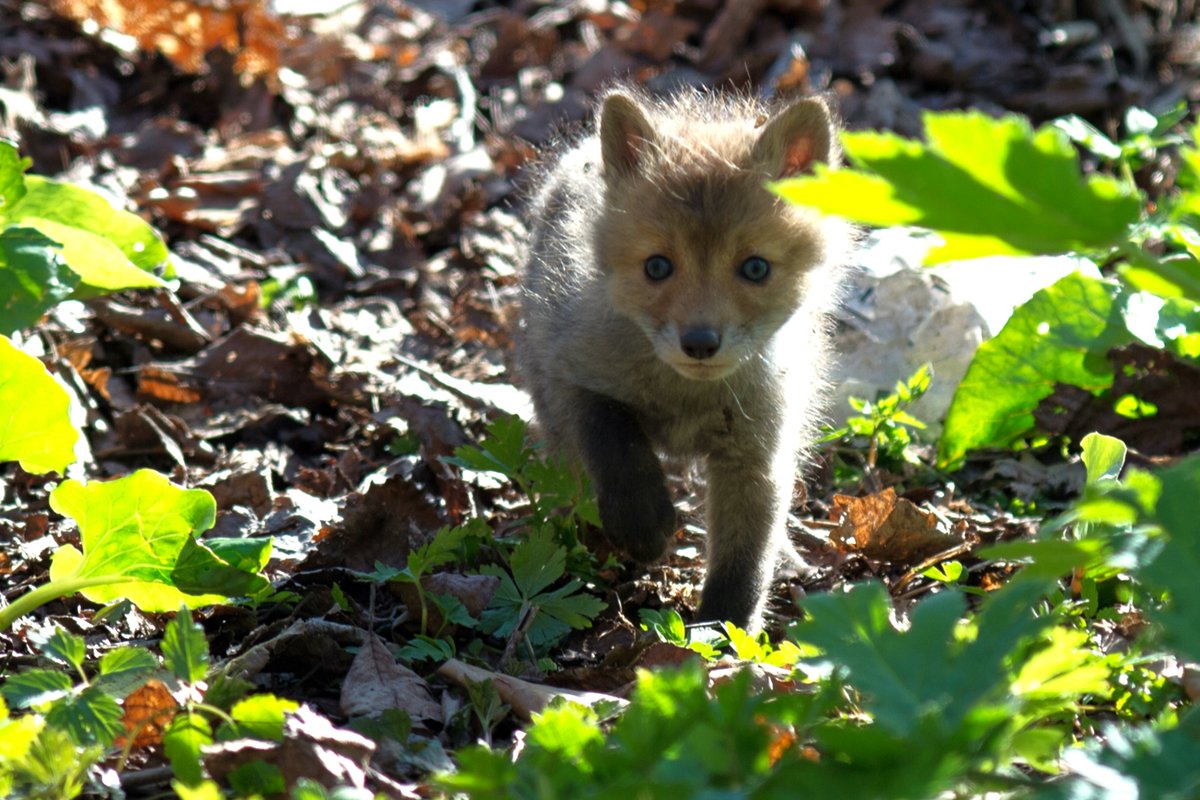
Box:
[518, 87, 852, 628]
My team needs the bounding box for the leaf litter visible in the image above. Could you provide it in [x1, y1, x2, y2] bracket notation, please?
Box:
[1, 0, 1199, 795]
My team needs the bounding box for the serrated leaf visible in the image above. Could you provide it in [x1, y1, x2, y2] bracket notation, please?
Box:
[44, 685, 123, 746]
[445, 415, 531, 478]
[0, 669, 73, 709]
[533, 579, 605, 630]
[34, 627, 86, 673]
[47, 470, 259, 611]
[0, 226, 80, 334]
[94, 647, 159, 698]
[773, 111, 1140, 263]
[162, 608, 210, 684]
[0, 334, 78, 474]
[164, 712, 213, 787]
[510, 527, 566, 598]
[938, 273, 1129, 467]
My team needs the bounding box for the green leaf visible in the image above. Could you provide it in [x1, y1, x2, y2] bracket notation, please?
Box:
[1143, 455, 1200, 663]
[44, 685, 123, 746]
[0, 334, 78, 474]
[219, 694, 300, 742]
[164, 712, 213, 787]
[1081, 432, 1127, 485]
[18, 216, 165, 294]
[444, 415, 532, 479]
[0, 669, 73, 709]
[510, 527, 566, 598]
[94, 647, 158, 698]
[1, 174, 170, 282]
[35, 628, 86, 673]
[46, 469, 253, 611]
[773, 111, 1140, 263]
[170, 536, 272, 598]
[0, 140, 30, 209]
[938, 272, 1130, 467]
[0, 227, 80, 334]
[162, 608, 210, 684]
[228, 760, 286, 796]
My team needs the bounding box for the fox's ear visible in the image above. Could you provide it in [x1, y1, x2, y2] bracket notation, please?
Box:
[600, 92, 654, 179]
[753, 98, 837, 179]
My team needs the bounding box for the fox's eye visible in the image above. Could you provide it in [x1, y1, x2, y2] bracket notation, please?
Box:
[739, 256, 771, 282]
[644, 255, 674, 281]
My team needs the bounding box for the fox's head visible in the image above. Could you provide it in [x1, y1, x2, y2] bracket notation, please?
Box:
[593, 89, 845, 381]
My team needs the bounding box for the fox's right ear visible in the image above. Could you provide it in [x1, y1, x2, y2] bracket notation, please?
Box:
[600, 92, 654, 179]
[753, 98, 838, 179]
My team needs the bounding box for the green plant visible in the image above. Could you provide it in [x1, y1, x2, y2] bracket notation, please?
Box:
[820, 363, 931, 477]
[445, 416, 601, 557]
[361, 519, 489, 638]
[774, 108, 1200, 468]
[478, 526, 606, 657]
[0, 470, 273, 631]
[0, 140, 171, 335]
[0, 610, 301, 797]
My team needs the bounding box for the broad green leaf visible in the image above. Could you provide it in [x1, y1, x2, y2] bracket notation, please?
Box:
[773, 111, 1140, 263]
[0, 227, 80, 334]
[164, 712, 213, 787]
[44, 686, 123, 746]
[1142, 455, 1200, 663]
[3, 175, 170, 276]
[0, 696, 43, 764]
[938, 273, 1129, 468]
[218, 694, 299, 742]
[94, 647, 158, 698]
[35, 628, 86, 673]
[0, 670, 73, 709]
[0, 334, 78, 474]
[46, 470, 258, 611]
[0, 140, 29, 209]
[170, 536, 271, 598]
[228, 760, 286, 796]
[1081, 433, 1127, 485]
[162, 608, 210, 684]
[19, 216, 165, 293]
[173, 779, 224, 800]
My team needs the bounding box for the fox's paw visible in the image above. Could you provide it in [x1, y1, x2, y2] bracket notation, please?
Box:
[598, 481, 675, 564]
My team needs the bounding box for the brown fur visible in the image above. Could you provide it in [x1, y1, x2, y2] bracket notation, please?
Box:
[517, 86, 854, 629]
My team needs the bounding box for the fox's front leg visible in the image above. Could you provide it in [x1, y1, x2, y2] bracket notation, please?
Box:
[695, 446, 794, 629]
[573, 390, 676, 563]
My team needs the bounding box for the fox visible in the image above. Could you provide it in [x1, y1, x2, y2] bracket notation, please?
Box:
[517, 86, 853, 629]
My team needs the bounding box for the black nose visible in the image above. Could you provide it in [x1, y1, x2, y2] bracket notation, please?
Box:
[680, 327, 721, 360]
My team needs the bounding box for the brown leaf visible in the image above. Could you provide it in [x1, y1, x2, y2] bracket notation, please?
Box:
[437, 658, 628, 721]
[117, 679, 177, 749]
[340, 633, 441, 722]
[51, 0, 289, 81]
[830, 488, 959, 563]
[204, 705, 374, 790]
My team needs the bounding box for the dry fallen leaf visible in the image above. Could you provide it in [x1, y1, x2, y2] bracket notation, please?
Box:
[117, 679, 177, 749]
[340, 633, 441, 722]
[830, 488, 960, 563]
[437, 658, 629, 721]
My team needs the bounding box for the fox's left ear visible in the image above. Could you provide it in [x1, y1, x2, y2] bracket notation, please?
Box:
[752, 98, 838, 179]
